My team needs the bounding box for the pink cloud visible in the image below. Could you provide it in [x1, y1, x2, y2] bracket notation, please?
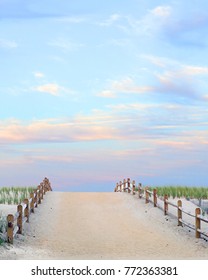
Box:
[0, 118, 119, 144]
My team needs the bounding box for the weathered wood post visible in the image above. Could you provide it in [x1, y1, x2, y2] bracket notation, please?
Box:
[40, 183, 44, 200]
[138, 183, 142, 198]
[195, 208, 201, 238]
[34, 189, 38, 208]
[7, 214, 14, 244]
[43, 182, 47, 193]
[37, 185, 41, 204]
[43, 177, 52, 191]
[23, 199, 29, 222]
[17, 204, 23, 234]
[41, 182, 46, 195]
[30, 192, 34, 213]
[123, 179, 126, 192]
[164, 194, 168, 215]
[132, 180, 136, 195]
[119, 181, 122, 192]
[177, 200, 182, 226]
[153, 189, 157, 207]
[127, 178, 131, 193]
[145, 187, 149, 204]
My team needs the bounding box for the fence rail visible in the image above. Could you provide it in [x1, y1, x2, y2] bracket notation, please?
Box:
[2, 177, 52, 244]
[114, 178, 208, 241]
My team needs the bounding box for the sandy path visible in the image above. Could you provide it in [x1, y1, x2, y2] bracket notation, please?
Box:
[1, 192, 208, 260]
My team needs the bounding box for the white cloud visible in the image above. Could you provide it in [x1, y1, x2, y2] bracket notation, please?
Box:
[151, 6, 172, 18]
[181, 65, 208, 76]
[97, 77, 153, 98]
[99, 14, 121, 26]
[144, 54, 208, 74]
[97, 90, 116, 98]
[34, 72, 45, 78]
[121, 5, 172, 37]
[49, 38, 84, 52]
[0, 39, 18, 49]
[141, 54, 177, 68]
[33, 83, 62, 96]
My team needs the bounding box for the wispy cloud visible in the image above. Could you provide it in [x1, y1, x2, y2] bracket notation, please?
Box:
[0, 118, 118, 144]
[98, 13, 121, 26]
[0, 38, 18, 49]
[150, 6, 172, 18]
[34, 72, 45, 78]
[121, 5, 173, 36]
[142, 54, 208, 100]
[32, 83, 74, 96]
[48, 38, 85, 52]
[33, 83, 61, 96]
[97, 77, 153, 98]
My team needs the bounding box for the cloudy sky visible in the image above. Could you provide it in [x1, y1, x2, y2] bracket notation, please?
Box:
[1, 0, 208, 191]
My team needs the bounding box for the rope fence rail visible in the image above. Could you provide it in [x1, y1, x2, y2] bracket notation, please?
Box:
[114, 178, 208, 241]
[3, 177, 52, 244]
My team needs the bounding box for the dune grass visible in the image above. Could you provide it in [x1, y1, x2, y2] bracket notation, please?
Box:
[148, 185, 208, 200]
[0, 186, 36, 205]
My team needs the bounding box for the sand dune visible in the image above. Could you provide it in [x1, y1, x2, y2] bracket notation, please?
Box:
[0, 191, 208, 260]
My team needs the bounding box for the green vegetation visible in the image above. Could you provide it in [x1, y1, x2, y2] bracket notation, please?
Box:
[0, 186, 36, 205]
[148, 186, 208, 200]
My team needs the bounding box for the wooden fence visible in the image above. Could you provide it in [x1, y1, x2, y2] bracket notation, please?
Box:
[5, 177, 52, 244]
[114, 178, 208, 240]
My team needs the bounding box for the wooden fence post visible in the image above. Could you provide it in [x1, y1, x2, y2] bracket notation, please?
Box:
[40, 183, 44, 200]
[34, 189, 38, 208]
[123, 179, 126, 192]
[43, 182, 47, 194]
[177, 200, 182, 226]
[23, 199, 29, 222]
[17, 204, 23, 234]
[37, 186, 41, 204]
[164, 194, 168, 215]
[153, 189, 157, 207]
[127, 178, 131, 193]
[145, 187, 149, 203]
[43, 177, 52, 191]
[195, 208, 201, 238]
[132, 180, 135, 195]
[7, 214, 14, 244]
[138, 183, 142, 198]
[119, 181, 122, 192]
[30, 192, 34, 213]
[42, 182, 46, 195]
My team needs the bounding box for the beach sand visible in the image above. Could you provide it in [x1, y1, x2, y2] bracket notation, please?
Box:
[0, 191, 208, 260]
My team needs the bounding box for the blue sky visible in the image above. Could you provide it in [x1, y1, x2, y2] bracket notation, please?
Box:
[1, 0, 208, 191]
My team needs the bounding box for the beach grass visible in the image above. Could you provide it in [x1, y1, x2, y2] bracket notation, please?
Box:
[0, 186, 36, 205]
[148, 185, 208, 200]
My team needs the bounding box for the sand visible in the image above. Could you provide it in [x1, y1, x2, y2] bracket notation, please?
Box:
[0, 191, 208, 260]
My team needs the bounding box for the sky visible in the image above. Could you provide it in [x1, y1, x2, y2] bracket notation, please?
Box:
[0, 0, 208, 191]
